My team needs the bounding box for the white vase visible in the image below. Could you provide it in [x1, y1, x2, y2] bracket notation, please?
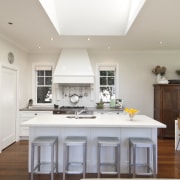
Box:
[156, 74, 162, 83]
[156, 74, 169, 84]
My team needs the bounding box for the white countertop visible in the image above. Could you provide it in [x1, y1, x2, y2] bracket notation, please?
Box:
[22, 114, 166, 128]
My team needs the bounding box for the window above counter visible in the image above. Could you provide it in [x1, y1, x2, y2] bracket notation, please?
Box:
[32, 65, 53, 106]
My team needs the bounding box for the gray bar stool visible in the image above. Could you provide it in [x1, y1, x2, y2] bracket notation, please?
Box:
[129, 137, 156, 178]
[63, 136, 87, 180]
[31, 136, 58, 180]
[97, 136, 120, 178]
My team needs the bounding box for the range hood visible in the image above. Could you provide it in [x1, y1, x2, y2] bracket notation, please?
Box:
[53, 49, 94, 84]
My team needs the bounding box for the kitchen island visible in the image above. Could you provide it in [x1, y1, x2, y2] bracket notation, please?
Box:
[23, 113, 166, 174]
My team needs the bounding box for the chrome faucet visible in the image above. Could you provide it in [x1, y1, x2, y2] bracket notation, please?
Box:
[75, 109, 86, 119]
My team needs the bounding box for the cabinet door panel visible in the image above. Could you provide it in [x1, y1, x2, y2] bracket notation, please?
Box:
[154, 84, 180, 139]
[162, 111, 177, 137]
[162, 88, 178, 109]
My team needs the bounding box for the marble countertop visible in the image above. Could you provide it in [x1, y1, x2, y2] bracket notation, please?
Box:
[19, 106, 123, 111]
[22, 114, 166, 128]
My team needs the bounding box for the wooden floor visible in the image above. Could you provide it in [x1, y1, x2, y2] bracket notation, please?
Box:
[0, 139, 180, 180]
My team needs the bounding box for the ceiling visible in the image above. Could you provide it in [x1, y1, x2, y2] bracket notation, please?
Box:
[0, 0, 180, 53]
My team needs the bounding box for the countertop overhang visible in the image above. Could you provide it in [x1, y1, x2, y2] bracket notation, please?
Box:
[22, 114, 166, 128]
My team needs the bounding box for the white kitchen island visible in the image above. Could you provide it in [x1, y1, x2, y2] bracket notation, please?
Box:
[23, 113, 166, 174]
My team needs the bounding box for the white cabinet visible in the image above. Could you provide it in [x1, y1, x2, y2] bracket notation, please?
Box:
[19, 111, 52, 138]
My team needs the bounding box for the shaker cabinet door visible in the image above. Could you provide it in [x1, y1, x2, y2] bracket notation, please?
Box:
[154, 84, 180, 138]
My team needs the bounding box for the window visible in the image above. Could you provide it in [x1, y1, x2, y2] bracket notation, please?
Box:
[35, 66, 52, 104]
[99, 66, 116, 103]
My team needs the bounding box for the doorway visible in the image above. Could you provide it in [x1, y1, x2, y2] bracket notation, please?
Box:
[0, 65, 18, 152]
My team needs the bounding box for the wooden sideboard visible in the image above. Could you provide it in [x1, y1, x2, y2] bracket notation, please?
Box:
[154, 84, 180, 138]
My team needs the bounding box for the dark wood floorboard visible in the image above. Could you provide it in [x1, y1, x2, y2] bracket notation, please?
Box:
[0, 139, 180, 179]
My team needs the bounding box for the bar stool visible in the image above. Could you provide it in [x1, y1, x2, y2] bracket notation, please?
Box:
[63, 136, 87, 180]
[97, 136, 120, 178]
[129, 137, 156, 178]
[31, 136, 58, 180]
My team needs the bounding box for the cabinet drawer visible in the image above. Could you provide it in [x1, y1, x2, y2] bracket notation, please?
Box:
[19, 110, 52, 138]
[20, 127, 29, 136]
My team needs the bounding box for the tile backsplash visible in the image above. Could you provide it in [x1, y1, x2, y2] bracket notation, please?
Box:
[54, 85, 95, 107]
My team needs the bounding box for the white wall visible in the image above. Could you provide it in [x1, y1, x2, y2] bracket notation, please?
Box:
[0, 35, 29, 108]
[27, 53, 59, 104]
[89, 50, 180, 117]
[0, 37, 179, 118]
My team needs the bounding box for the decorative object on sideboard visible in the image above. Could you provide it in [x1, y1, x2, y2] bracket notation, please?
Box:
[152, 65, 168, 84]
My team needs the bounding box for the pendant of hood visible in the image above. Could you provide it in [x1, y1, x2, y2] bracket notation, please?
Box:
[53, 49, 94, 84]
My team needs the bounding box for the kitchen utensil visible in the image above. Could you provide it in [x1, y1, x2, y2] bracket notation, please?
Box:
[84, 88, 88, 96]
[70, 94, 79, 104]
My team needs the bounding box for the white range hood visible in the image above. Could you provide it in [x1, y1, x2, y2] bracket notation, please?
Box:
[53, 49, 94, 84]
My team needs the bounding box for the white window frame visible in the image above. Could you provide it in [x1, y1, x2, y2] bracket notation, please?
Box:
[95, 63, 119, 103]
[32, 64, 54, 106]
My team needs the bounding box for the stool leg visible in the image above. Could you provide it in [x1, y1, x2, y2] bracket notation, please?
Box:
[56, 140, 58, 174]
[97, 143, 100, 178]
[132, 145, 136, 178]
[31, 144, 34, 180]
[37, 146, 40, 171]
[117, 144, 120, 178]
[51, 144, 54, 180]
[63, 143, 66, 180]
[129, 142, 131, 175]
[147, 147, 150, 173]
[153, 144, 156, 178]
[83, 143, 86, 179]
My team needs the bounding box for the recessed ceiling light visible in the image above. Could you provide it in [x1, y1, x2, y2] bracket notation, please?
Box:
[38, 46, 41, 49]
[87, 38, 90, 41]
[160, 40, 163, 45]
[107, 46, 111, 49]
[8, 22, 13, 25]
[50, 37, 54, 41]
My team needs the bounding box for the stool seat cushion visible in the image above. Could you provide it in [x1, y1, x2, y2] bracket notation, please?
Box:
[97, 137, 120, 146]
[64, 136, 87, 145]
[129, 137, 154, 148]
[32, 136, 58, 145]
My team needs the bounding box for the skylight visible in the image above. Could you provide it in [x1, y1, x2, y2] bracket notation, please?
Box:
[39, 0, 146, 36]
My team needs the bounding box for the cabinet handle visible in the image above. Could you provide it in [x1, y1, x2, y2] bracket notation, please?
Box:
[34, 113, 38, 115]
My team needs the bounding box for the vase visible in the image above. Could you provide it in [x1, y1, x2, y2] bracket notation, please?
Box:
[156, 74, 162, 83]
[129, 114, 135, 121]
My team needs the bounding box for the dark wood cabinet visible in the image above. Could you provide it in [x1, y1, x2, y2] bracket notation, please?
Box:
[154, 84, 180, 138]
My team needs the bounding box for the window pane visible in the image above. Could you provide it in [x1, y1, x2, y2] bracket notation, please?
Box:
[37, 71, 44, 76]
[108, 71, 114, 76]
[100, 71, 107, 76]
[45, 71, 52, 76]
[45, 77, 52, 85]
[100, 87, 111, 102]
[37, 77, 44, 85]
[100, 77, 107, 85]
[99, 66, 116, 103]
[108, 77, 114, 85]
[37, 87, 52, 103]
